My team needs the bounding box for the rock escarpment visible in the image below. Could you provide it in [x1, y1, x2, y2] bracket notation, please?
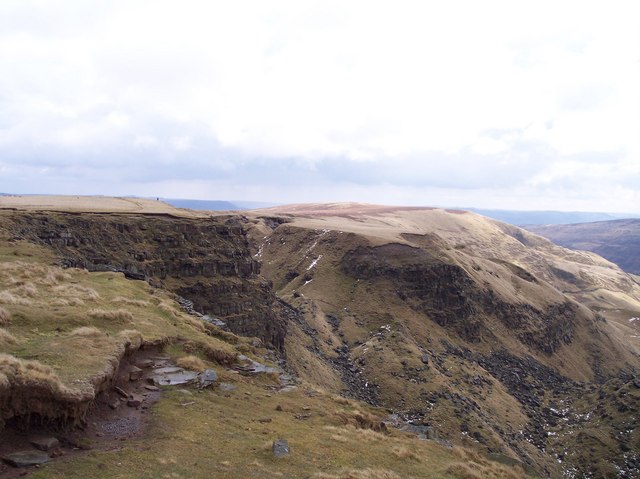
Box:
[1, 211, 285, 348]
[342, 243, 579, 353]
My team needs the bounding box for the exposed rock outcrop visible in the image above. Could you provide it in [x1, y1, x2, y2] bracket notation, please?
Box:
[0, 211, 286, 348]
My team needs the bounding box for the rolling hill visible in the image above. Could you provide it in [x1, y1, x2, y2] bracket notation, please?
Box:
[526, 219, 640, 275]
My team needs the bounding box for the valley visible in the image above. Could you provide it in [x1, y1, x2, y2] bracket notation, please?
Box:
[0, 197, 639, 478]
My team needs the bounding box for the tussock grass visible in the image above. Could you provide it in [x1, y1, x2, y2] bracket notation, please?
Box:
[183, 316, 206, 332]
[0, 306, 10, 325]
[88, 308, 134, 323]
[335, 409, 388, 433]
[312, 469, 402, 479]
[53, 284, 100, 301]
[0, 290, 31, 305]
[69, 326, 104, 337]
[391, 446, 420, 461]
[14, 282, 37, 297]
[158, 300, 180, 317]
[446, 463, 484, 479]
[0, 328, 17, 345]
[113, 296, 150, 307]
[182, 339, 238, 366]
[118, 329, 143, 350]
[176, 355, 207, 372]
[0, 353, 81, 401]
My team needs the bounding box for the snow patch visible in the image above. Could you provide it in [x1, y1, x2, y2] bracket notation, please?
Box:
[307, 255, 323, 270]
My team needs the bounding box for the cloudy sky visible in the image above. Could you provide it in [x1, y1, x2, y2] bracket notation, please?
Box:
[1, 1, 639, 212]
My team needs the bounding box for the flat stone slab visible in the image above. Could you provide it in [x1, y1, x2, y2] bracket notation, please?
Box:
[150, 368, 198, 386]
[2, 450, 51, 467]
[29, 436, 59, 451]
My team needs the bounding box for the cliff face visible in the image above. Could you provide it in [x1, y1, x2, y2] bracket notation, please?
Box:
[0, 211, 285, 348]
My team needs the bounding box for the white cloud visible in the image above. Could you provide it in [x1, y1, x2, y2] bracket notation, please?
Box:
[0, 0, 639, 211]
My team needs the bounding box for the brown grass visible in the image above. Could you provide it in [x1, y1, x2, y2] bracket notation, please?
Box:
[446, 463, 484, 479]
[0, 328, 17, 345]
[117, 329, 143, 350]
[391, 446, 420, 461]
[176, 355, 207, 372]
[335, 409, 388, 433]
[0, 353, 80, 400]
[0, 290, 31, 305]
[182, 339, 238, 366]
[53, 284, 100, 301]
[69, 326, 104, 337]
[0, 306, 10, 325]
[312, 469, 402, 479]
[113, 296, 150, 307]
[88, 308, 134, 323]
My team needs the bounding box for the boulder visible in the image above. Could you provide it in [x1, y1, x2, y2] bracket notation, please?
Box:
[29, 436, 59, 451]
[196, 369, 218, 389]
[129, 366, 144, 381]
[272, 438, 290, 458]
[2, 451, 51, 467]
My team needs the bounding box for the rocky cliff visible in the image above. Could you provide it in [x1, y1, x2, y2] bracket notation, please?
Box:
[0, 210, 286, 348]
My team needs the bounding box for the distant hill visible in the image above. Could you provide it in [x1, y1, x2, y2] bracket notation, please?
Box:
[526, 218, 640, 275]
[466, 208, 640, 225]
[162, 198, 278, 211]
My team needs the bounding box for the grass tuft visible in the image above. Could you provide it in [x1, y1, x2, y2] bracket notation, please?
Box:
[445, 463, 484, 479]
[118, 329, 143, 350]
[0, 328, 17, 345]
[176, 355, 207, 372]
[312, 468, 402, 479]
[69, 326, 104, 337]
[0, 306, 10, 325]
[113, 296, 151, 307]
[0, 290, 31, 305]
[88, 308, 134, 323]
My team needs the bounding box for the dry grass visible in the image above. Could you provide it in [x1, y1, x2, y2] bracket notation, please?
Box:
[117, 329, 143, 350]
[446, 450, 526, 479]
[158, 300, 180, 317]
[176, 355, 207, 372]
[312, 469, 402, 479]
[0, 353, 80, 400]
[0, 306, 10, 325]
[182, 316, 206, 332]
[446, 463, 484, 479]
[335, 409, 388, 433]
[0, 328, 17, 346]
[391, 446, 420, 461]
[69, 326, 104, 337]
[14, 282, 37, 297]
[0, 290, 31, 305]
[182, 339, 238, 366]
[88, 308, 134, 323]
[53, 284, 100, 301]
[113, 296, 150, 307]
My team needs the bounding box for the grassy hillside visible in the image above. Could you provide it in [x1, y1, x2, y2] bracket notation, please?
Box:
[247, 203, 640, 478]
[0, 220, 526, 478]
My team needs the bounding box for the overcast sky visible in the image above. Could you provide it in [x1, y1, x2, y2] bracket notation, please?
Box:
[1, 1, 639, 212]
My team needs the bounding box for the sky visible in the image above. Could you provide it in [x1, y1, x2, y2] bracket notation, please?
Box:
[0, 1, 639, 212]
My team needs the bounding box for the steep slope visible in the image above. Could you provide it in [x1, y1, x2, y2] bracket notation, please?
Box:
[247, 203, 640, 478]
[0, 210, 286, 349]
[0, 203, 528, 479]
[526, 219, 640, 275]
